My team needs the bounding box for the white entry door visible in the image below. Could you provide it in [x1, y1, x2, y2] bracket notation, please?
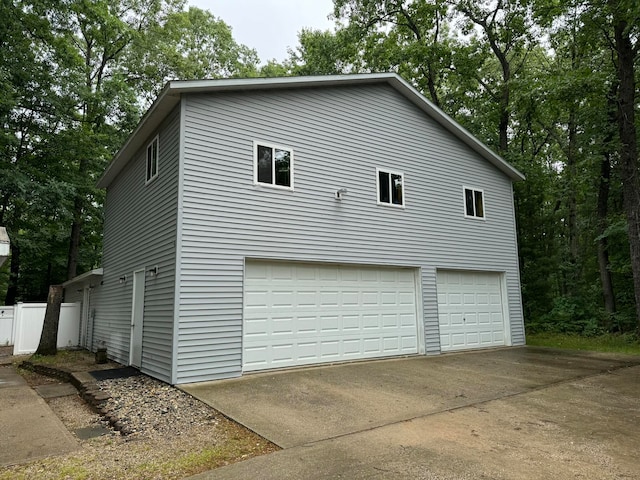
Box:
[243, 261, 419, 372]
[437, 270, 507, 352]
[129, 269, 145, 367]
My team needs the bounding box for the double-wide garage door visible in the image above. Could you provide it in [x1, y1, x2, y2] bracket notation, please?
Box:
[437, 270, 507, 352]
[243, 261, 419, 372]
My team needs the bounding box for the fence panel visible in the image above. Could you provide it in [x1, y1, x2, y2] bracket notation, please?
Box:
[12, 303, 81, 355]
[0, 306, 15, 345]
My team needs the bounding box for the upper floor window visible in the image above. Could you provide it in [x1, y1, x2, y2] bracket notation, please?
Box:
[464, 187, 485, 219]
[377, 168, 404, 207]
[146, 136, 158, 183]
[254, 142, 293, 189]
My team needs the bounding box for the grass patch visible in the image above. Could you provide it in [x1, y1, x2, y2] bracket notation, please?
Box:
[527, 332, 640, 355]
[25, 348, 117, 372]
[28, 349, 84, 365]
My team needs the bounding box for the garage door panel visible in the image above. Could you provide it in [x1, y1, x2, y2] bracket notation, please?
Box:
[449, 293, 463, 305]
[296, 291, 317, 306]
[320, 291, 338, 306]
[361, 270, 379, 282]
[362, 314, 380, 329]
[272, 291, 294, 307]
[272, 264, 294, 280]
[361, 292, 379, 305]
[438, 270, 506, 352]
[381, 314, 397, 328]
[243, 261, 419, 372]
[381, 292, 398, 305]
[320, 316, 339, 332]
[342, 315, 359, 330]
[342, 291, 359, 306]
[272, 317, 293, 335]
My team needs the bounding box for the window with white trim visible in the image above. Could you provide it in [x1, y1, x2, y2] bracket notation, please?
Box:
[377, 168, 404, 207]
[254, 142, 293, 189]
[464, 187, 485, 218]
[146, 136, 158, 183]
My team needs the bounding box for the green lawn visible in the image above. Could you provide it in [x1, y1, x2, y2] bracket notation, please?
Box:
[526, 332, 640, 355]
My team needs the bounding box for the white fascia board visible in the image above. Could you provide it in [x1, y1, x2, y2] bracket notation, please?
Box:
[62, 268, 104, 288]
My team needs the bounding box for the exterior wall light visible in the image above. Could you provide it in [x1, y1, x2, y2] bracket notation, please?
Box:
[335, 188, 348, 200]
[119, 275, 127, 284]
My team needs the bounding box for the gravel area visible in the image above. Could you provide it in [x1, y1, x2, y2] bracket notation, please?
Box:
[97, 374, 219, 437]
[1, 357, 278, 480]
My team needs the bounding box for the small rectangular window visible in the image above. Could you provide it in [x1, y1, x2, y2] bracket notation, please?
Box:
[254, 142, 293, 189]
[377, 168, 405, 207]
[464, 187, 485, 219]
[146, 136, 158, 183]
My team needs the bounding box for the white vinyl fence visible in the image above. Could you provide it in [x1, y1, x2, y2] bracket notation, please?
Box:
[0, 305, 15, 345]
[5, 302, 81, 355]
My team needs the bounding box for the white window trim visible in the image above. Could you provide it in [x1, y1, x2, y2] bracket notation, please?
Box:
[376, 167, 406, 208]
[463, 186, 486, 220]
[253, 140, 294, 191]
[145, 135, 159, 184]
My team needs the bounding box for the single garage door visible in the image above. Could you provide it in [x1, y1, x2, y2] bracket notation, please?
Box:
[437, 270, 506, 352]
[243, 260, 419, 372]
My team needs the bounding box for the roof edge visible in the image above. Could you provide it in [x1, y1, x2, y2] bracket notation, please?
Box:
[62, 268, 103, 288]
[385, 75, 525, 182]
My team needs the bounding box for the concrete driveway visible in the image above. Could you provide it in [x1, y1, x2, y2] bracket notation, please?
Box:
[183, 347, 640, 479]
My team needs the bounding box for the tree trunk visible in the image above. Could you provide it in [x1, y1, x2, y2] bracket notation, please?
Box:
[613, 16, 640, 329]
[66, 195, 83, 280]
[596, 84, 618, 319]
[4, 242, 20, 305]
[35, 285, 63, 356]
[597, 152, 616, 316]
[566, 108, 579, 292]
[67, 158, 89, 281]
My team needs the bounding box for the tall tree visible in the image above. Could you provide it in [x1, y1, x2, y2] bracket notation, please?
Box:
[607, 1, 640, 328]
[1, 0, 259, 302]
[333, 0, 454, 106]
[454, 0, 535, 154]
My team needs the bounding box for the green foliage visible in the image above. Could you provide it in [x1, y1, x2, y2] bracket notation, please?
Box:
[0, 0, 257, 302]
[289, 29, 357, 75]
[526, 332, 640, 355]
[326, 0, 640, 334]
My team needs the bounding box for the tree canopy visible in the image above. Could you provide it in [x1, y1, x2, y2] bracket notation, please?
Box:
[0, 0, 259, 302]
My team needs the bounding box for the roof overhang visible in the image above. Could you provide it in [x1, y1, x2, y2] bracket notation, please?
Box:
[62, 268, 103, 288]
[97, 73, 524, 188]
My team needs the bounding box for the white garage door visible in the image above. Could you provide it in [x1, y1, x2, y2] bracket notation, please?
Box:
[243, 261, 419, 372]
[437, 270, 506, 352]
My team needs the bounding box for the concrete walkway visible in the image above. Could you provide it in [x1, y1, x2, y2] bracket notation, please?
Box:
[0, 365, 79, 466]
[184, 347, 640, 479]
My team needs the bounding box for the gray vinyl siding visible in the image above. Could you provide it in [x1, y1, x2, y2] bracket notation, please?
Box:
[95, 106, 180, 383]
[176, 84, 524, 384]
[63, 287, 84, 305]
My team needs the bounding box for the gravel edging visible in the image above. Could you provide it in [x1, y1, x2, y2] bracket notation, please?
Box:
[19, 361, 223, 439]
[19, 361, 129, 434]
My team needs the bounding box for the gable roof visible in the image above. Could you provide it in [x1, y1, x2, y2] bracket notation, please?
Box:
[97, 73, 524, 188]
